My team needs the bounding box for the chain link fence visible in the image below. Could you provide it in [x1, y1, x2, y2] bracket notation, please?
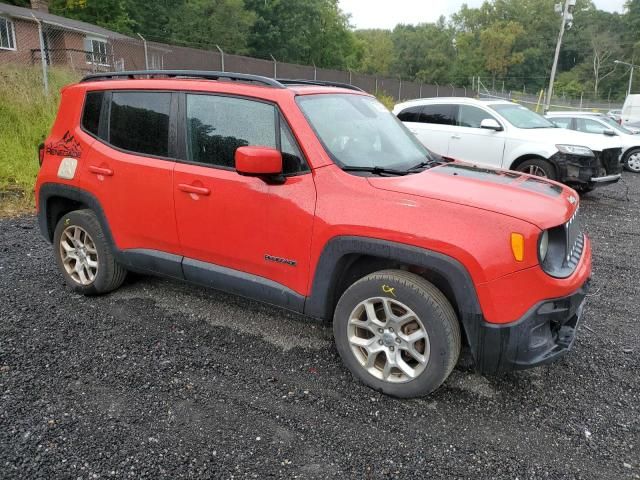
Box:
[0, 14, 470, 102]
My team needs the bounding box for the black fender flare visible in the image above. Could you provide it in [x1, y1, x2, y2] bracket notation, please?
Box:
[38, 183, 116, 247]
[303, 235, 485, 334]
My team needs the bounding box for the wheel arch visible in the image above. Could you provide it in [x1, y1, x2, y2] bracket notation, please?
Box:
[38, 183, 115, 248]
[509, 153, 551, 171]
[304, 237, 484, 344]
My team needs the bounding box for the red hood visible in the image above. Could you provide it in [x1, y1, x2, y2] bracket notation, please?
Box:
[367, 163, 578, 230]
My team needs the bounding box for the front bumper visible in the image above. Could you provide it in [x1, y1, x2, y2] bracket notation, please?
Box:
[551, 148, 622, 187]
[472, 280, 589, 375]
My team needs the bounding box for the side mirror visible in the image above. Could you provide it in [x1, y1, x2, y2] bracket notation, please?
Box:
[235, 146, 284, 182]
[603, 129, 616, 136]
[480, 118, 503, 131]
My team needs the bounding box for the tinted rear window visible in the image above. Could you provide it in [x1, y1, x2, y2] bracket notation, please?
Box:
[397, 105, 423, 122]
[422, 104, 456, 125]
[81, 91, 104, 137]
[109, 91, 171, 157]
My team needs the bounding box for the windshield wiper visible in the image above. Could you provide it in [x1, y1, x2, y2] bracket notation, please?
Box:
[342, 166, 409, 176]
[406, 158, 441, 172]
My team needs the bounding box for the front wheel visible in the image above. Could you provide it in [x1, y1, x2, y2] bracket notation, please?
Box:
[333, 270, 461, 398]
[623, 148, 640, 173]
[515, 158, 557, 180]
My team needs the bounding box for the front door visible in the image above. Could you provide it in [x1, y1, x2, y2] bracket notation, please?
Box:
[173, 93, 316, 295]
[447, 104, 506, 168]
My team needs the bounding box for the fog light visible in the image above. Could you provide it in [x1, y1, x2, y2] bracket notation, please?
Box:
[511, 233, 525, 262]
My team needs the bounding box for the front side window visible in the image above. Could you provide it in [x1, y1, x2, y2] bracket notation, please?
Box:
[109, 91, 171, 157]
[421, 104, 456, 126]
[0, 17, 16, 50]
[490, 103, 555, 129]
[576, 118, 608, 134]
[297, 94, 431, 170]
[597, 115, 633, 134]
[186, 94, 276, 168]
[549, 117, 573, 129]
[457, 105, 498, 128]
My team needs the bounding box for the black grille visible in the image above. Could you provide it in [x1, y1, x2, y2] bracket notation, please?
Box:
[600, 148, 623, 174]
[564, 207, 583, 270]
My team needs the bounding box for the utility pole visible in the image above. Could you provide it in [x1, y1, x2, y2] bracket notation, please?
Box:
[614, 60, 638, 97]
[545, 0, 575, 113]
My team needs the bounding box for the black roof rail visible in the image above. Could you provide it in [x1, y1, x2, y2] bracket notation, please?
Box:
[80, 70, 285, 88]
[276, 78, 365, 92]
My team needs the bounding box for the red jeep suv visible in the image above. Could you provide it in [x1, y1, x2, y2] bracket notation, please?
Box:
[35, 71, 592, 398]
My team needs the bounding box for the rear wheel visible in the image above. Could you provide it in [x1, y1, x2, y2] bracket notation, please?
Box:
[515, 158, 557, 180]
[53, 209, 127, 295]
[623, 148, 640, 172]
[333, 270, 461, 398]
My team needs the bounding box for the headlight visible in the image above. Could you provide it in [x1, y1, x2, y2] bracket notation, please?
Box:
[555, 144, 595, 157]
[538, 230, 549, 262]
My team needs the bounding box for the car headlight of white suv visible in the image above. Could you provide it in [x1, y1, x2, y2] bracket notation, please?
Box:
[555, 144, 595, 157]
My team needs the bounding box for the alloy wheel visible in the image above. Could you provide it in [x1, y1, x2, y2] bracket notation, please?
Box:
[524, 165, 548, 177]
[627, 152, 640, 172]
[347, 297, 430, 383]
[59, 225, 99, 286]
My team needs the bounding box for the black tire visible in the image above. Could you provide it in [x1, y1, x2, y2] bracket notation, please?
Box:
[53, 209, 127, 295]
[515, 158, 557, 180]
[623, 148, 640, 173]
[333, 270, 461, 398]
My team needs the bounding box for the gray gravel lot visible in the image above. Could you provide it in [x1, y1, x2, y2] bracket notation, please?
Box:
[1, 174, 639, 479]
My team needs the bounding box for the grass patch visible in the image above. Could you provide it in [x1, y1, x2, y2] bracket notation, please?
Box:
[0, 66, 80, 214]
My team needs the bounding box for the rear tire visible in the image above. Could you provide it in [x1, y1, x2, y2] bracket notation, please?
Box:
[515, 158, 557, 180]
[53, 209, 127, 295]
[333, 270, 461, 398]
[623, 148, 640, 173]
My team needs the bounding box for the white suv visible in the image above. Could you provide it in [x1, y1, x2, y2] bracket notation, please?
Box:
[546, 112, 640, 173]
[393, 98, 623, 190]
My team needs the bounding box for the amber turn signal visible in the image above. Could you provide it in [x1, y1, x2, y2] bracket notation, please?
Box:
[511, 233, 525, 261]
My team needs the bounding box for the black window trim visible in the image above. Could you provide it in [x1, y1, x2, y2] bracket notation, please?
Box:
[80, 88, 178, 163]
[177, 90, 311, 176]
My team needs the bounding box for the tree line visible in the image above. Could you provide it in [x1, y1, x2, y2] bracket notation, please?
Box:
[7, 0, 640, 99]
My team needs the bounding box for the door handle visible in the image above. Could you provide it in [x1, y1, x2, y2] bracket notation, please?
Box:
[178, 183, 210, 196]
[451, 135, 461, 140]
[88, 165, 113, 176]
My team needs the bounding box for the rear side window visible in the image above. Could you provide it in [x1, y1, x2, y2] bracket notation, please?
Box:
[186, 94, 276, 168]
[109, 91, 171, 157]
[422, 104, 456, 125]
[397, 105, 423, 122]
[81, 91, 104, 137]
[576, 118, 607, 134]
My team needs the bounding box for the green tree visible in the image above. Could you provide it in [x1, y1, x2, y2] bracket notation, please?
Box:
[354, 29, 393, 76]
[167, 0, 255, 54]
[49, 0, 136, 35]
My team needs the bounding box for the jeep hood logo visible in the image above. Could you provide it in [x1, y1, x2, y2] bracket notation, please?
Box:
[568, 195, 577, 205]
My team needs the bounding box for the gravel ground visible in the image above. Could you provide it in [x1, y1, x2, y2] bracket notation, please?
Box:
[1, 174, 639, 479]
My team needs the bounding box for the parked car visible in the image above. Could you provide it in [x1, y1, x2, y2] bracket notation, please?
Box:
[546, 112, 640, 172]
[393, 98, 622, 191]
[36, 71, 592, 398]
[607, 109, 623, 123]
[622, 94, 640, 127]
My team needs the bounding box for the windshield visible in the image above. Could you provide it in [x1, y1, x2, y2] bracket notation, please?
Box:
[598, 115, 634, 134]
[296, 94, 433, 171]
[490, 103, 556, 129]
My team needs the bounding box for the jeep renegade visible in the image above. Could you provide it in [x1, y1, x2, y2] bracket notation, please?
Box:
[35, 71, 592, 398]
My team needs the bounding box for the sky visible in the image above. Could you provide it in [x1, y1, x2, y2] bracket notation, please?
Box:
[338, 0, 628, 29]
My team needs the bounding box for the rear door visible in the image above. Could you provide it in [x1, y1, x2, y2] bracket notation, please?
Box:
[448, 104, 506, 168]
[400, 104, 457, 156]
[81, 90, 180, 254]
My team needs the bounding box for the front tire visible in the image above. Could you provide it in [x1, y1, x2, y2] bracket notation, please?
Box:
[515, 158, 557, 180]
[333, 270, 461, 398]
[53, 209, 127, 295]
[623, 148, 640, 173]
